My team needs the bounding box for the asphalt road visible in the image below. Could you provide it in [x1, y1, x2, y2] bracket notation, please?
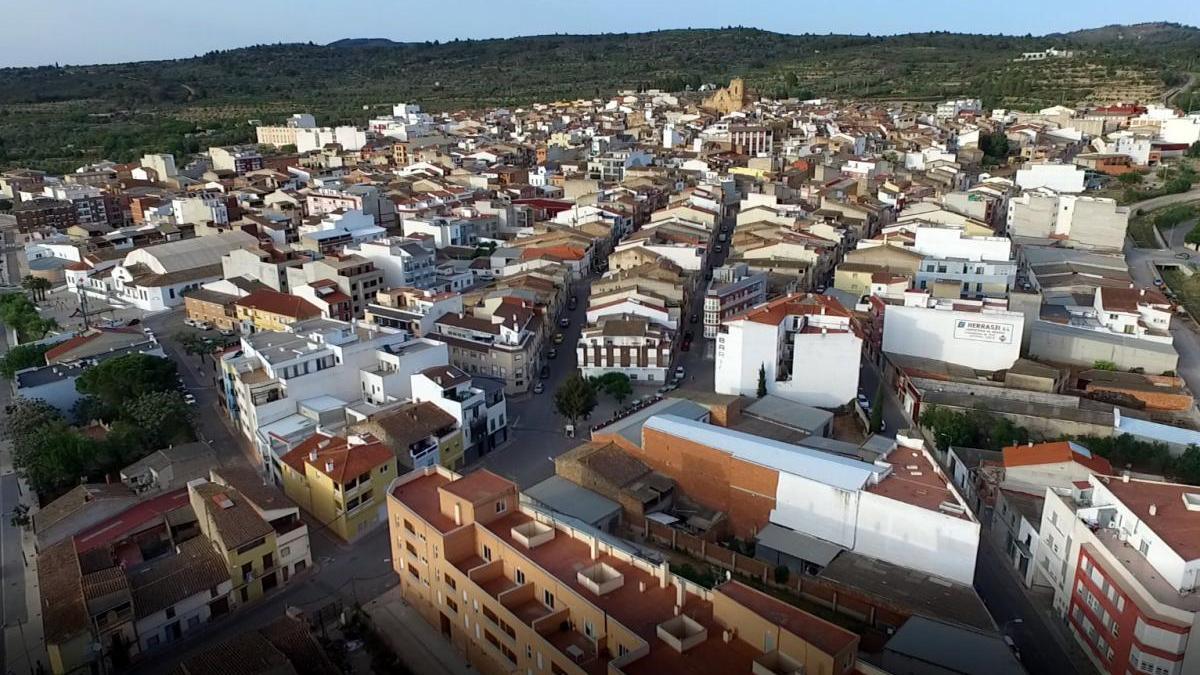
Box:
[975, 535, 1085, 675]
[0, 328, 29, 675]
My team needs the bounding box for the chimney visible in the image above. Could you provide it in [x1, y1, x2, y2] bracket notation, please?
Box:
[1122, 472, 1130, 483]
[453, 502, 462, 526]
[675, 579, 684, 608]
[590, 536, 598, 560]
[309, 449, 318, 462]
[1149, 504, 1157, 516]
[659, 560, 670, 589]
[324, 460, 335, 473]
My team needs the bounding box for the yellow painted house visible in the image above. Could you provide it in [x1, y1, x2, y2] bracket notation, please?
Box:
[190, 480, 277, 606]
[233, 288, 321, 333]
[280, 432, 397, 541]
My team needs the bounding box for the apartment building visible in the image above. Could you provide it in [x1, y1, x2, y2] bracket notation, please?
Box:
[411, 366, 509, 464]
[354, 401, 466, 471]
[221, 246, 311, 293]
[387, 466, 861, 675]
[96, 230, 257, 311]
[703, 263, 768, 339]
[433, 299, 541, 395]
[286, 253, 385, 317]
[171, 191, 231, 226]
[403, 216, 478, 248]
[350, 236, 438, 288]
[715, 293, 862, 407]
[366, 286, 464, 337]
[219, 318, 448, 475]
[291, 278, 353, 322]
[280, 432, 397, 542]
[297, 209, 387, 254]
[43, 183, 122, 227]
[1008, 191, 1129, 251]
[1037, 475, 1200, 675]
[578, 315, 673, 383]
[209, 146, 264, 174]
[13, 196, 76, 232]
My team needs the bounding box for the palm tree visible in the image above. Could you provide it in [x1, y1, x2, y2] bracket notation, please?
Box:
[31, 277, 52, 302]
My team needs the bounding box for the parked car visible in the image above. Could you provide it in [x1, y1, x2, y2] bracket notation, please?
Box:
[218, 328, 235, 337]
[674, 366, 685, 380]
[690, 314, 699, 324]
[533, 382, 545, 394]
[539, 365, 550, 379]
[195, 321, 212, 331]
[559, 317, 569, 328]
[547, 348, 558, 359]
[568, 296, 578, 310]
[680, 340, 691, 352]
[552, 333, 564, 345]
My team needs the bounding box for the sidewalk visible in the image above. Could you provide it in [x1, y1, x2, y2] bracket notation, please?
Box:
[1, 445, 48, 675]
[364, 587, 473, 675]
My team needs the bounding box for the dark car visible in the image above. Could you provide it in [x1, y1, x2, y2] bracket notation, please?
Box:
[680, 340, 691, 352]
[540, 365, 550, 379]
[690, 314, 699, 324]
[548, 348, 558, 359]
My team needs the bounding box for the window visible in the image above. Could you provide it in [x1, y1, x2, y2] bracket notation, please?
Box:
[188, 616, 200, 629]
[280, 546, 290, 559]
[166, 607, 175, 619]
[585, 621, 595, 639]
[483, 545, 492, 561]
[516, 569, 525, 585]
[543, 590, 555, 609]
[148, 635, 161, 647]
[495, 500, 507, 514]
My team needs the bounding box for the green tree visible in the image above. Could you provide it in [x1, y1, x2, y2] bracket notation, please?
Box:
[591, 372, 632, 404]
[756, 364, 767, 398]
[1186, 224, 1200, 248]
[122, 390, 194, 449]
[1093, 360, 1118, 371]
[4, 397, 63, 442]
[1172, 444, 1200, 485]
[12, 422, 97, 497]
[1117, 172, 1144, 186]
[868, 381, 884, 433]
[0, 292, 58, 342]
[554, 372, 597, 427]
[0, 342, 49, 378]
[1187, 141, 1200, 158]
[76, 352, 178, 410]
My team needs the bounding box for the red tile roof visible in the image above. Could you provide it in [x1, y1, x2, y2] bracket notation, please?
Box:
[1002, 441, 1113, 475]
[728, 292, 852, 326]
[440, 469, 514, 502]
[715, 581, 858, 655]
[282, 432, 394, 483]
[234, 289, 321, 319]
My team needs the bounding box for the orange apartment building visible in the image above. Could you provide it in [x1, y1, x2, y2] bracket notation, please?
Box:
[387, 466, 862, 675]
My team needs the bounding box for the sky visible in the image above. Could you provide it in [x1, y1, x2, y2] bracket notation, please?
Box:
[2, 0, 1198, 68]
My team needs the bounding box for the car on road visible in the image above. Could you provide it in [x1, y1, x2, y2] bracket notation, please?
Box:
[568, 296, 578, 310]
[1177, 252, 1191, 260]
[552, 332, 564, 345]
[218, 327, 235, 336]
[559, 317, 569, 328]
[539, 365, 550, 379]
[857, 393, 871, 411]
[690, 314, 698, 324]
[533, 382, 545, 394]
[1154, 278, 1165, 287]
[674, 365, 685, 380]
[714, 245, 723, 253]
[680, 340, 690, 352]
[684, 330, 694, 341]
[183, 393, 196, 405]
[184, 319, 213, 330]
[547, 348, 558, 359]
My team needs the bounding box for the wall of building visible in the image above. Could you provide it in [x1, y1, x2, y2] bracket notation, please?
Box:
[1028, 322, 1178, 374]
[882, 305, 1023, 371]
[853, 491, 979, 585]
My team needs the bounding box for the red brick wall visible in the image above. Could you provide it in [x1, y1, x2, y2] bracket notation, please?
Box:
[634, 427, 779, 538]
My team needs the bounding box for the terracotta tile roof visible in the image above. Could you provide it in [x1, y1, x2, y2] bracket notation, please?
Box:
[38, 539, 89, 643]
[419, 365, 471, 387]
[174, 630, 294, 675]
[728, 292, 852, 325]
[1002, 441, 1113, 475]
[440, 469, 514, 502]
[234, 289, 321, 319]
[34, 482, 136, 534]
[1100, 476, 1200, 559]
[192, 482, 274, 549]
[281, 432, 394, 484]
[127, 536, 229, 619]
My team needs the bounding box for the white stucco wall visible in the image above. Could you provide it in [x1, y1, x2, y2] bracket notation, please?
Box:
[882, 305, 1022, 371]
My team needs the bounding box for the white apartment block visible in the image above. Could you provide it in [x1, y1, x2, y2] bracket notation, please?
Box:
[577, 314, 673, 383]
[1008, 191, 1130, 251]
[1015, 163, 1087, 194]
[221, 318, 449, 479]
[401, 216, 477, 248]
[171, 192, 229, 226]
[347, 237, 437, 289]
[715, 293, 862, 407]
[703, 264, 768, 339]
[410, 365, 508, 462]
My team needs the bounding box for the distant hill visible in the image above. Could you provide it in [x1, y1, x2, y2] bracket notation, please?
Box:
[0, 24, 1196, 172]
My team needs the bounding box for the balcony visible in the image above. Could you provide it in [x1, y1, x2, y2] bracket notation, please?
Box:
[576, 562, 624, 596]
[511, 520, 555, 549]
[752, 651, 805, 675]
[657, 615, 707, 654]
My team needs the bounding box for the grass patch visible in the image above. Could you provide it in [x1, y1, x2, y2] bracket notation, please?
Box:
[1161, 268, 1200, 319]
[1128, 211, 1161, 248]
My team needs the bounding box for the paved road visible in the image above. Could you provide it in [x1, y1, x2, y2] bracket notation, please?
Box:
[975, 534, 1087, 675]
[0, 327, 29, 675]
[1127, 187, 1200, 215]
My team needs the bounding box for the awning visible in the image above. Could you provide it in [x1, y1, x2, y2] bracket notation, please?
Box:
[756, 523, 843, 567]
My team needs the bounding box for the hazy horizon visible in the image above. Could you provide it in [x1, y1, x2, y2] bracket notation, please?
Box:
[2, 0, 1198, 68]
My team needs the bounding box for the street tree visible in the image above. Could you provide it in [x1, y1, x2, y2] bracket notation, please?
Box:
[554, 372, 597, 426]
[756, 364, 767, 398]
[76, 352, 178, 410]
[0, 342, 50, 378]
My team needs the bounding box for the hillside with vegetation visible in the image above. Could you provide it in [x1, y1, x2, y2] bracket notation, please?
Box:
[0, 23, 1196, 172]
